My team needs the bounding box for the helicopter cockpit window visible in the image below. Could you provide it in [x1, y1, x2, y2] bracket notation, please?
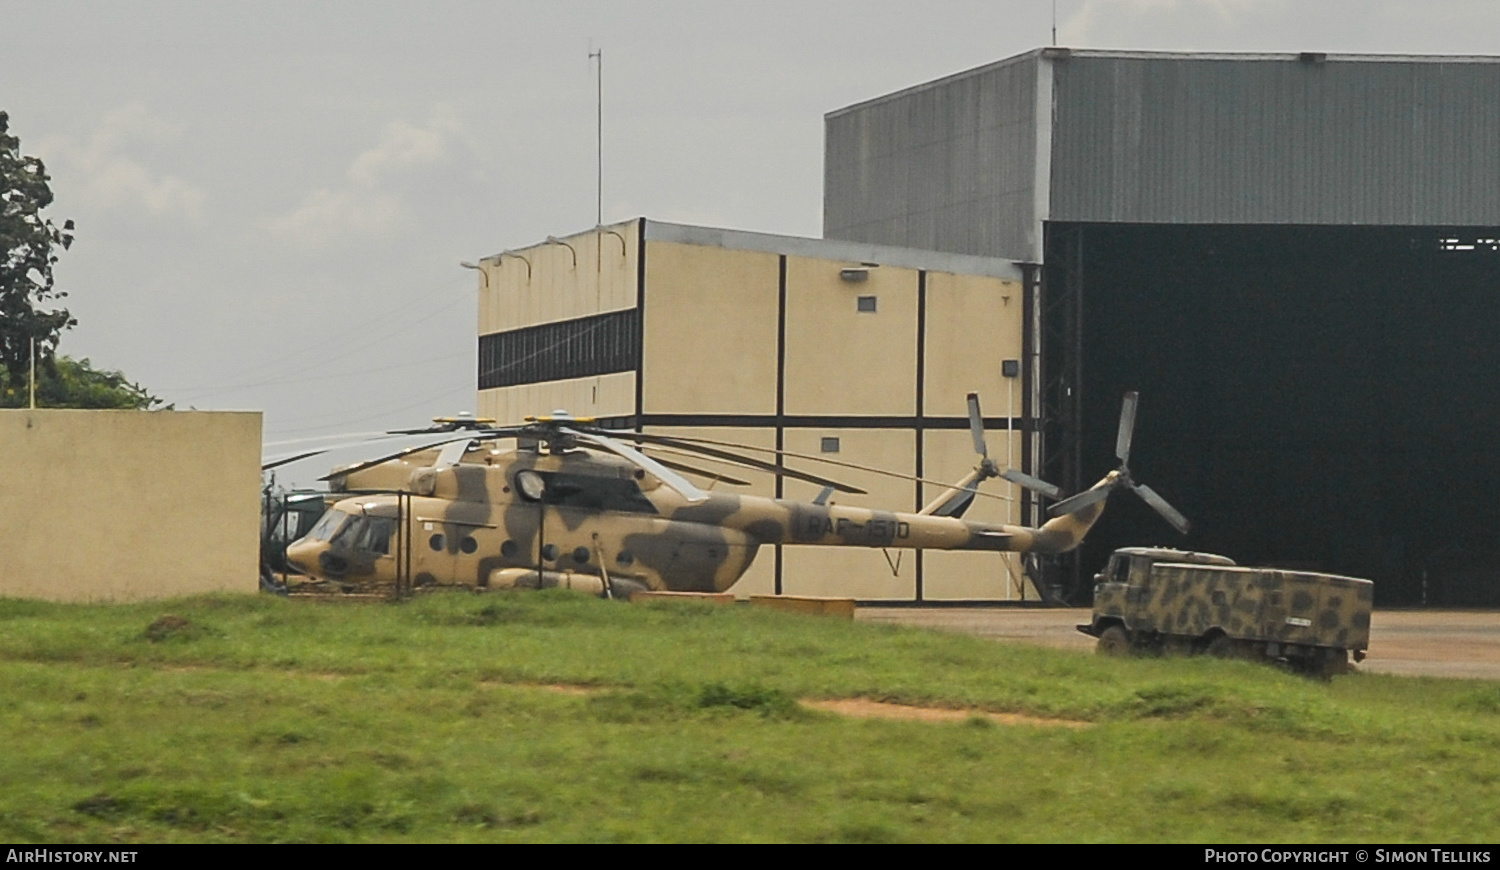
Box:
[515, 470, 657, 515]
[305, 509, 351, 542]
[323, 514, 397, 555]
[267, 502, 325, 544]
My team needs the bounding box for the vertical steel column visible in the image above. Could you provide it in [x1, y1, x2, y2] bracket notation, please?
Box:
[1038, 223, 1085, 602]
[393, 491, 412, 601]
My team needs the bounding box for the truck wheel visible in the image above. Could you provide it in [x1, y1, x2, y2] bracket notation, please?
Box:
[1097, 626, 1130, 656]
[1205, 634, 1239, 659]
[1320, 649, 1349, 677]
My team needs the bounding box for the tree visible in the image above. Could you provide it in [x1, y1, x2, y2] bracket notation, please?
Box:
[1, 355, 164, 410]
[1, 109, 77, 388]
[1, 111, 162, 409]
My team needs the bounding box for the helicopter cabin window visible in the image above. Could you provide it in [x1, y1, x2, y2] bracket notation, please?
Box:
[352, 516, 397, 555]
[515, 470, 546, 501]
[514, 470, 657, 514]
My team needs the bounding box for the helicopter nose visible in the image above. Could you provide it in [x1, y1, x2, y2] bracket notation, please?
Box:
[317, 550, 350, 577]
[284, 539, 324, 578]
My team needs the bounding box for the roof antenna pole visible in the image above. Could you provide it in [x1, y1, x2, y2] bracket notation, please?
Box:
[1051, 0, 1058, 45]
[589, 45, 602, 227]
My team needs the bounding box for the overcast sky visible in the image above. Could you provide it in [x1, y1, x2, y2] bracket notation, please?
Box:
[6, 0, 1500, 482]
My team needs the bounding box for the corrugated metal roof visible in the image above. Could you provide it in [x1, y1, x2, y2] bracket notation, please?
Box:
[824, 48, 1500, 249]
[824, 54, 1044, 260]
[1049, 53, 1500, 225]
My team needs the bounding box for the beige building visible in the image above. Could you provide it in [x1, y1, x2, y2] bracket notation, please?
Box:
[0, 409, 261, 601]
[476, 219, 1044, 600]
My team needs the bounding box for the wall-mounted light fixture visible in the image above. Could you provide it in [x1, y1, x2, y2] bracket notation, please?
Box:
[839, 268, 869, 282]
[459, 261, 489, 289]
[545, 236, 578, 268]
[496, 251, 532, 280]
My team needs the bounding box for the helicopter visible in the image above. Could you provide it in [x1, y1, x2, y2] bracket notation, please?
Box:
[281, 392, 1188, 597]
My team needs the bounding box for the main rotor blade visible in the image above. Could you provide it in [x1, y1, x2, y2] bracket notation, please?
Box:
[317, 436, 471, 481]
[263, 449, 334, 471]
[471, 426, 532, 440]
[1116, 391, 1139, 466]
[434, 439, 474, 468]
[1000, 469, 1064, 500]
[622, 432, 1025, 505]
[643, 453, 752, 487]
[262, 432, 412, 470]
[585, 430, 867, 495]
[568, 428, 709, 504]
[1047, 485, 1114, 517]
[1132, 483, 1191, 535]
[263, 430, 402, 449]
[387, 413, 495, 435]
[967, 392, 988, 459]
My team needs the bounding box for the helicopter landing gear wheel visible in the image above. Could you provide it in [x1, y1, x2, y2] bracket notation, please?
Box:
[1096, 626, 1130, 656]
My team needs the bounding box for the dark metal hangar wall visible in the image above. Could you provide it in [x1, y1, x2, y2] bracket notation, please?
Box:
[1046, 223, 1500, 605]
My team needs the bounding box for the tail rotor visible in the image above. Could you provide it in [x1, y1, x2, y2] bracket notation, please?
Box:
[1047, 391, 1190, 534]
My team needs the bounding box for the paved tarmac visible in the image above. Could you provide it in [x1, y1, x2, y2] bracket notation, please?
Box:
[856, 607, 1500, 680]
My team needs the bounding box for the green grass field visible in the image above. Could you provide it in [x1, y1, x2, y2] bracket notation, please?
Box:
[2, 591, 1497, 843]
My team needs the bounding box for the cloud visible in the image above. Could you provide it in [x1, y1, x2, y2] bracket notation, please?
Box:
[36, 103, 206, 219]
[261, 187, 402, 247]
[1061, 0, 1285, 48]
[266, 112, 463, 249]
[349, 119, 453, 185]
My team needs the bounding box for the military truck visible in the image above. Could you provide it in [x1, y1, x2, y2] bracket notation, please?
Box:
[1077, 547, 1372, 675]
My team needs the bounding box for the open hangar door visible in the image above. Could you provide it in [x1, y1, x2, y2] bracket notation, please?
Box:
[1043, 222, 1500, 606]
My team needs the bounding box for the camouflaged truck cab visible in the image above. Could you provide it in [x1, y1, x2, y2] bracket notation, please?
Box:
[1077, 547, 1372, 676]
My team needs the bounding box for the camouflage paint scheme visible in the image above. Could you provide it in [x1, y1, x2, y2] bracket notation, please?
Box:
[284, 445, 1121, 594]
[1079, 547, 1373, 674]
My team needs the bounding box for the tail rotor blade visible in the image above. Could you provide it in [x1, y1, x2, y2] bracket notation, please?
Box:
[1000, 469, 1063, 500]
[1132, 483, 1191, 535]
[967, 392, 988, 459]
[1048, 485, 1114, 517]
[1116, 391, 1139, 466]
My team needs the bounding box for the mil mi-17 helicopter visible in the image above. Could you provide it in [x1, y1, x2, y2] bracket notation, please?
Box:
[281, 393, 1187, 596]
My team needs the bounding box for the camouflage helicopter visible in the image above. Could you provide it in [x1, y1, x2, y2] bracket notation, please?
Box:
[283, 393, 1187, 597]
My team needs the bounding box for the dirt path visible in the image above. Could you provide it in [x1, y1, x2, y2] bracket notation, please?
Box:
[856, 607, 1500, 680]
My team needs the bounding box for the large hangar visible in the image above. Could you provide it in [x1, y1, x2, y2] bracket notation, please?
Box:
[825, 48, 1500, 605]
[474, 219, 1039, 601]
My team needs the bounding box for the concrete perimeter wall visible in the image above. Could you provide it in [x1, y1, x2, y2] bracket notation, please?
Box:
[0, 409, 261, 601]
